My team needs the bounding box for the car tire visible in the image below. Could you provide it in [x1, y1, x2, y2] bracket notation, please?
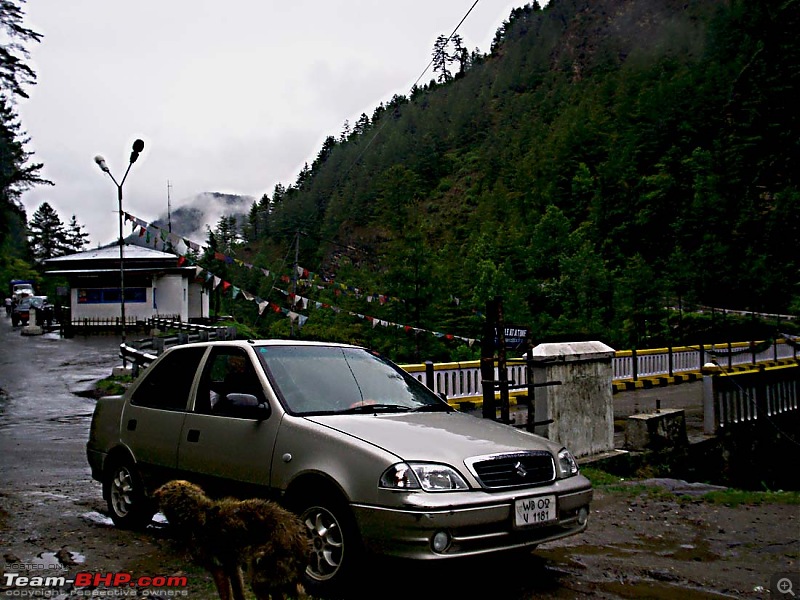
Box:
[299, 495, 362, 596]
[103, 458, 154, 529]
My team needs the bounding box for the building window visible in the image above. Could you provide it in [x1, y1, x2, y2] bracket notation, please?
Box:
[77, 288, 147, 304]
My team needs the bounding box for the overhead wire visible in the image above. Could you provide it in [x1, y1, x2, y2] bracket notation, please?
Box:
[334, 0, 483, 184]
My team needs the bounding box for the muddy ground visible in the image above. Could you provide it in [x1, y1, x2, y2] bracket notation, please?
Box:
[0, 324, 797, 599]
[1, 467, 797, 600]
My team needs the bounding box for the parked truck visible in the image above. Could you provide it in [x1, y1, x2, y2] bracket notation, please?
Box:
[7, 280, 36, 326]
[10, 279, 35, 301]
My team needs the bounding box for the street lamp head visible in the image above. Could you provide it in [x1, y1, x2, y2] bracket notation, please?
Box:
[129, 139, 145, 164]
[94, 155, 110, 173]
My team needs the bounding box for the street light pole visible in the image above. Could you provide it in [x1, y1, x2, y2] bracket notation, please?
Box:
[94, 139, 145, 356]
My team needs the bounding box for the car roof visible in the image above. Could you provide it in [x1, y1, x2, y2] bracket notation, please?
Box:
[170, 339, 364, 351]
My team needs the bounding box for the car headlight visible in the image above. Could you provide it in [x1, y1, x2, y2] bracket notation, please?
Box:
[557, 448, 579, 478]
[380, 462, 469, 492]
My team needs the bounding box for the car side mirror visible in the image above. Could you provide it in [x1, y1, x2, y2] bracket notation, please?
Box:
[226, 393, 271, 420]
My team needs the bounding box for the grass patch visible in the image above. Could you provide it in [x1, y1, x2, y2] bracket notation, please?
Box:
[581, 467, 624, 487]
[95, 374, 135, 397]
[581, 466, 800, 506]
[700, 488, 800, 507]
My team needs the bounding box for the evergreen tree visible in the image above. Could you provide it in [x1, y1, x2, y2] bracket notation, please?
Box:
[432, 35, 452, 83]
[339, 120, 351, 143]
[246, 200, 260, 242]
[0, 0, 49, 281]
[450, 34, 469, 76]
[353, 113, 370, 136]
[0, 0, 41, 98]
[27, 201, 67, 260]
[64, 214, 89, 253]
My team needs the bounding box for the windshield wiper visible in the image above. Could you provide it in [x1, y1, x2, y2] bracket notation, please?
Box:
[339, 404, 413, 414]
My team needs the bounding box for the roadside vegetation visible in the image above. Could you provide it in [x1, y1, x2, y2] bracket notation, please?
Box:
[93, 373, 135, 397]
[582, 467, 800, 507]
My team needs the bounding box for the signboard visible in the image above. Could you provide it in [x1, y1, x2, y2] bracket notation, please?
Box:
[495, 326, 529, 350]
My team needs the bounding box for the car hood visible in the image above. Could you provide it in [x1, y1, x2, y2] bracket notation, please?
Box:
[306, 411, 560, 465]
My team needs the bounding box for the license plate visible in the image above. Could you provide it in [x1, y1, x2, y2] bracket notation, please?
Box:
[514, 495, 557, 527]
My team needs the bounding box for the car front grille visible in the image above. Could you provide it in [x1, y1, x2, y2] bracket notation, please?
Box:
[466, 451, 555, 489]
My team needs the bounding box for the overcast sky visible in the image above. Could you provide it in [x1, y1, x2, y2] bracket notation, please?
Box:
[17, 1, 522, 247]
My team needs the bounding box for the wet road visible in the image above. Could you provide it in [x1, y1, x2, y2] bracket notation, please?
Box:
[0, 325, 122, 487]
[0, 320, 161, 587]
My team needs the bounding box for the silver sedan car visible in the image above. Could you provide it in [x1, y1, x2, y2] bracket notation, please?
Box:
[87, 340, 592, 595]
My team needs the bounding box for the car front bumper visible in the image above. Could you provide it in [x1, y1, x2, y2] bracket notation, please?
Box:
[351, 475, 592, 559]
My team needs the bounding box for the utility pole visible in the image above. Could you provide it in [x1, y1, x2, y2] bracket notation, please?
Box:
[290, 231, 300, 337]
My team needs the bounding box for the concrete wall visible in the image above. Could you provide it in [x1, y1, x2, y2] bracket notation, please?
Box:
[69, 274, 201, 322]
[153, 274, 185, 320]
[188, 282, 208, 320]
[70, 287, 154, 321]
[531, 341, 615, 457]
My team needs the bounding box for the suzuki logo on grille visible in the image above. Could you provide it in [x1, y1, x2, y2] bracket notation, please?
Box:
[514, 461, 528, 479]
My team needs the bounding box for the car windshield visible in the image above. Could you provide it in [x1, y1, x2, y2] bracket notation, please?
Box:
[255, 345, 448, 415]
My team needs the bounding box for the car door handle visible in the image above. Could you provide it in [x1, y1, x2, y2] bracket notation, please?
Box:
[126, 419, 137, 431]
[187, 429, 200, 443]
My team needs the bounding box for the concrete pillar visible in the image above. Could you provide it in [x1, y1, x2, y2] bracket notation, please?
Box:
[530, 341, 615, 457]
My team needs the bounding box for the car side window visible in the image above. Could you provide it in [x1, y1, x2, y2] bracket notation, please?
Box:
[130, 347, 206, 411]
[196, 348, 266, 417]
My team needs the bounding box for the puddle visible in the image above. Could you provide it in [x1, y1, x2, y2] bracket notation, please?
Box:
[635, 534, 720, 562]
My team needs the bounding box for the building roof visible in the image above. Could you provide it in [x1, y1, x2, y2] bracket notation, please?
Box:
[43, 243, 184, 276]
[44, 244, 176, 263]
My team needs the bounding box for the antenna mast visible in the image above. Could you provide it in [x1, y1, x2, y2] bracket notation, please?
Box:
[166, 180, 173, 233]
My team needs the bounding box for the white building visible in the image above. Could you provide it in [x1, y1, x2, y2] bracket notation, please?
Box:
[44, 244, 209, 323]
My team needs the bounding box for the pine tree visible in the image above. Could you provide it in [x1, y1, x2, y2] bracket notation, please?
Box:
[0, 0, 50, 253]
[353, 113, 370, 136]
[64, 214, 89, 253]
[450, 34, 469, 76]
[246, 200, 260, 242]
[432, 35, 452, 83]
[0, 0, 41, 98]
[27, 201, 68, 260]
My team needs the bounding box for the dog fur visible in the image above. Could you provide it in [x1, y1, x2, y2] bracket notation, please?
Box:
[153, 480, 309, 600]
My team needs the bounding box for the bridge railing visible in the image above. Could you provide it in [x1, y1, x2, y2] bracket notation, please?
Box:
[703, 363, 799, 434]
[118, 317, 237, 372]
[116, 318, 797, 402]
[402, 340, 796, 401]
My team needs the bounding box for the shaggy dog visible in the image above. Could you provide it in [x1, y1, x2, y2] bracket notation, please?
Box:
[153, 480, 309, 600]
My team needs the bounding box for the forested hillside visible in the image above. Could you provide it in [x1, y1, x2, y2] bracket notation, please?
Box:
[210, 0, 798, 360]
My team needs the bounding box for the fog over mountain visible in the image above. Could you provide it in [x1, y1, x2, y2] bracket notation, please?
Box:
[142, 191, 253, 246]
